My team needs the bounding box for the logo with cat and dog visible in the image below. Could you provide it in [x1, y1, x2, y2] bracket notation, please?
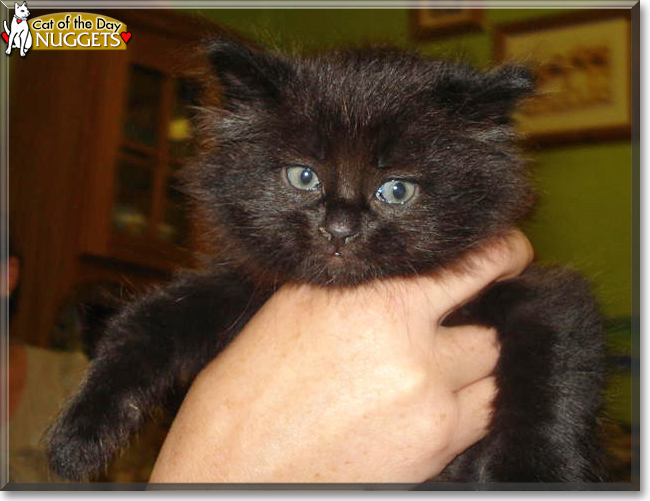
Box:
[3, 2, 130, 58]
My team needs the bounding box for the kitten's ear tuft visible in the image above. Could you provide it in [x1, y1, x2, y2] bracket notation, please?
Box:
[204, 37, 292, 108]
[475, 64, 535, 122]
[484, 64, 535, 103]
[435, 62, 535, 124]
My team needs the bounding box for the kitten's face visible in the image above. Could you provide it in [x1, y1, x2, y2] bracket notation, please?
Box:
[188, 42, 535, 285]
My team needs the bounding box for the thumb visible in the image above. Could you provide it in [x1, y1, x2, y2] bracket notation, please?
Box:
[425, 229, 533, 320]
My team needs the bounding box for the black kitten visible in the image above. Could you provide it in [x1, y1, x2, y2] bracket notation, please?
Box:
[46, 38, 605, 483]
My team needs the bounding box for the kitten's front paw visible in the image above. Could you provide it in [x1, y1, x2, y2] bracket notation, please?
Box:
[5, 48, 11, 55]
[46, 402, 119, 481]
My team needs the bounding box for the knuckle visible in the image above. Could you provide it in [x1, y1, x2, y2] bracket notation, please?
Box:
[390, 363, 430, 398]
[370, 360, 431, 406]
[518, 232, 535, 264]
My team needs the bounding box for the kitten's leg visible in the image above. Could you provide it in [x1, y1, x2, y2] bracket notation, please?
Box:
[436, 266, 605, 483]
[46, 269, 268, 481]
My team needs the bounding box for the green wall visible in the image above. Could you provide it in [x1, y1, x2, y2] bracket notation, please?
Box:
[192, 8, 633, 318]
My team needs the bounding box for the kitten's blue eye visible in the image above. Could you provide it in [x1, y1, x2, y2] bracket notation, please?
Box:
[376, 180, 416, 205]
[286, 166, 321, 191]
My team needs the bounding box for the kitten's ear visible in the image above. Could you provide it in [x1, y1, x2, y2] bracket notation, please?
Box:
[205, 37, 292, 108]
[436, 63, 535, 124]
[480, 64, 535, 116]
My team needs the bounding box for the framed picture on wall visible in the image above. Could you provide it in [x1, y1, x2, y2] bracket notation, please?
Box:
[411, 3, 484, 40]
[495, 10, 632, 145]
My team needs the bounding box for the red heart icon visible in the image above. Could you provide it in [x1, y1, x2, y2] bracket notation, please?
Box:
[120, 32, 131, 44]
[2, 33, 8, 44]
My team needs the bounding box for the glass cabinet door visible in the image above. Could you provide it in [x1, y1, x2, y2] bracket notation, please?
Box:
[122, 65, 163, 147]
[156, 79, 200, 246]
[111, 157, 153, 237]
[111, 63, 198, 255]
[168, 79, 199, 160]
[159, 178, 190, 246]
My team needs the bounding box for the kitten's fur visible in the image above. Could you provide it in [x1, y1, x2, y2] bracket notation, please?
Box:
[46, 38, 605, 483]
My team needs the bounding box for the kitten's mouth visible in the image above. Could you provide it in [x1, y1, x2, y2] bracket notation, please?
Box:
[299, 244, 372, 284]
[328, 246, 352, 261]
[319, 247, 351, 269]
[295, 246, 374, 285]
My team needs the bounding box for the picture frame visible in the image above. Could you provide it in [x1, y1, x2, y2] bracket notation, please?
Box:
[494, 10, 632, 146]
[411, 4, 484, 40]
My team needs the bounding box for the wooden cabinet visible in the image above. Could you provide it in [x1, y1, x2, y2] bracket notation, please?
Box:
[9, 10, 228, 346]
[77, 11, 212, 271]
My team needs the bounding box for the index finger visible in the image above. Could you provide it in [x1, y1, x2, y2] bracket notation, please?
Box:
[425, 229, 534, 319]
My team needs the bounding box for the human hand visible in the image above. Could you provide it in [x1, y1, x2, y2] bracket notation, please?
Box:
[149, 230, 533, 483]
